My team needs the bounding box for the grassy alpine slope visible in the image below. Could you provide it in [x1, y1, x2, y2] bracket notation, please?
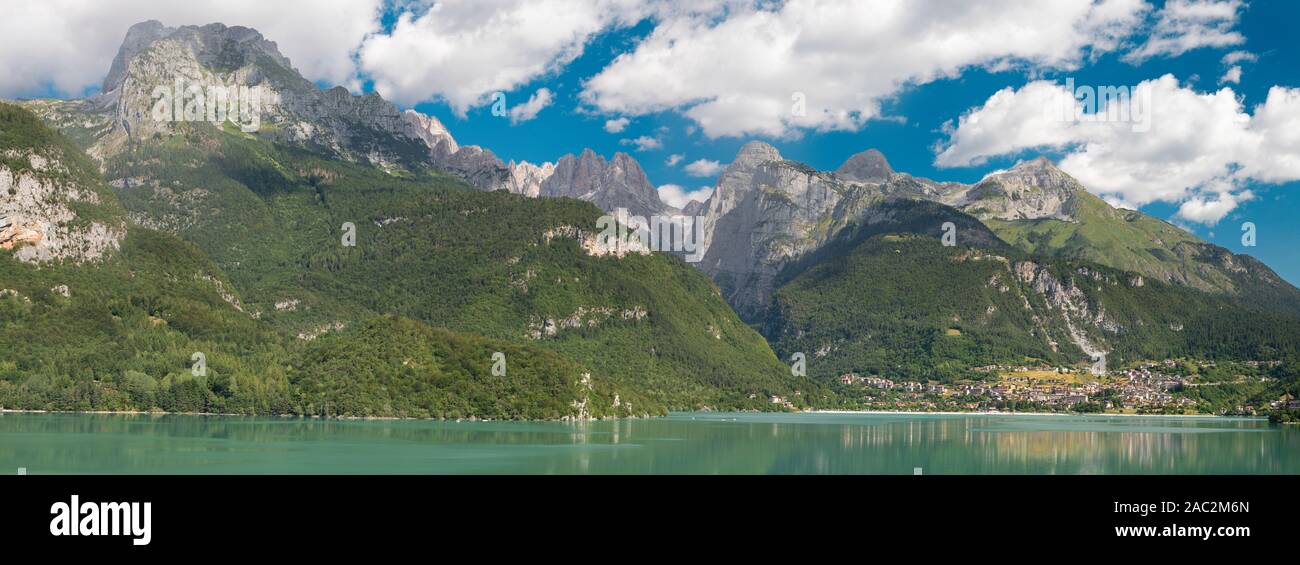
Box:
[981, 183, 1300, 317]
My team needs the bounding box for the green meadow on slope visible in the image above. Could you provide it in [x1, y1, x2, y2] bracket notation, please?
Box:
[983, 189, 1300, 316]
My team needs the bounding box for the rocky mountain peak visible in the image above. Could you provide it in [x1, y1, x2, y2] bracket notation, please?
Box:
[504, 161, 555, 197]
[730, 141, 782, 170]
[610, 151, 638, 168]
[85, 20, 475, 176]
[944, 156, 1083, 221]
[104, 22, 297, 96]
[400, 109, 458, 157]
[1011, 156, 1059, 172]
[988, 156, 1080, 193]
[102, 20, 174, 94]
[540, 149, 667, 217]
[834, 148, 893, 182]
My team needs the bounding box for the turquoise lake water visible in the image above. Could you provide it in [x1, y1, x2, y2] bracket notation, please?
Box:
[1, 411, 1294, 474]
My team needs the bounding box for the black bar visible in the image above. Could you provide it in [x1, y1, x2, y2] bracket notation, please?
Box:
[2, 475, 1287, 556]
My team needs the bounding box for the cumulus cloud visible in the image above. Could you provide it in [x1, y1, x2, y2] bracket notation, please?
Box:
[1219, 65, 1242, 84]
[620, 135, 662, 151]
[665, 153, 684, 167]
[508, 88, 553, 123]
[934, 75, 1300, 224]
[1217, 50, 1255, 85]
[657, 184, 713, 209]
[684, 159, 725, 177]
[582, 0, 1149, 138]
[1221, 50, 1257, 65]
[359, 0, 650, 113]
[0, 0, 382, 98]
[1124, 0, 1245, 63]
[604, 117, 630, 133]
[1178, 190, 1252, 223]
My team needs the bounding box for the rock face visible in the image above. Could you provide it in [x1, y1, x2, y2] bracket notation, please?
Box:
[539, 149, 672, 218]
[25, 20, 683, 215]
[504, 161, 555, 197]
[400, 108, 547, 193]
[64, 20, 673, 206]
[43, 21, 501, 184]
[834, 148, 894, 182]
[101, 20, 176, 97]
[695, 142, 848, 317]
[399, 109, 458, 157]
[1013, 260, 1113, 362]
[434, 144, 511, 189]
[0, 215, 44, 250]
[81, 21, 432, 168]
[942, 157, 1082, 221]
[694, 142, 942, 318]
[0, 148, 124, 263]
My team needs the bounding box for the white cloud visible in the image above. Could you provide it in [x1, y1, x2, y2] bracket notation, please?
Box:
[657, 184, 713, 209]
[508, 88, 553, 124]
[582, 0, 1149, 138]
[1217, 50, 1255, 85]
[684, 159, 724, 177]
[620, 135, 662, 151]
[665, 153, 684, 167]
[1219, 65, 1242, 84]
[934, 81, 1085, 169]
[1221, 50, 1257, 65]
[359, 0, 650, 113]
[1124, 0, 1245, 63]
[0, 0, 382, 98]
[1242, 86, 1300, 184]
[1178, 190, 1252, 223]
[604, 117, 630, 133]
[934, 75, 1300, 224]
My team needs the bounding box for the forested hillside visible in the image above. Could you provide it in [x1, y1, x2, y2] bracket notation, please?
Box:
[762, 200, 1300, 381]
[2, 103, 815, 416]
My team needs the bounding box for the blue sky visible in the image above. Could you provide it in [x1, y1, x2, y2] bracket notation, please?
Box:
[3, 0, 1297, 284]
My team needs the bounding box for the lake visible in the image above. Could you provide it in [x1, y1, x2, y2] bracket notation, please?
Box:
[1, 411, 1295, 474]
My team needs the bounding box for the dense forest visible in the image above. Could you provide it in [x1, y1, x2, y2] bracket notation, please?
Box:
[1, 103, 817, 417]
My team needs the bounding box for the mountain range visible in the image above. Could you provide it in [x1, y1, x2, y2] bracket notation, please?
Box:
[3, 21, 1297, 417]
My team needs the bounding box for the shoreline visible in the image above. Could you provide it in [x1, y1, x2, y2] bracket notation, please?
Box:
[3, 407, 1263, 420]
[0, 408, 655, 422]
[804, 409, 1255, 418]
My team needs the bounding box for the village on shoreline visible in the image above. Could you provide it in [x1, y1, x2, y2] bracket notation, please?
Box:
[822, 359, 1299, 418]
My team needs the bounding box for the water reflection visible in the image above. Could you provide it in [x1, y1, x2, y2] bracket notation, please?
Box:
[0, 412, 1294, 474]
